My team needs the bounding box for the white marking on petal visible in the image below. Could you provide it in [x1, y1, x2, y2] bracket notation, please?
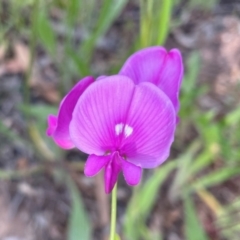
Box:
[115, 123, 133, 138]
[115, 123, 124, 135]
[124, 125, 133, 137]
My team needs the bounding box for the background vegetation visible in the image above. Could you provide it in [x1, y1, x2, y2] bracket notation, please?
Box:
[0, 0, 240, 239]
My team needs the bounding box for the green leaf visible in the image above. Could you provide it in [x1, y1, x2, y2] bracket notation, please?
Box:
[189, 150, 213, 175]
[124, 161, 177, 239]
[135, 161, 176, 217]
[67, 48, 91, 76]
[169, 140, 202, 200]
[35, 9, 56, 55]
[19, 104, 58, 121]
[67, 177, 91, 240]
[180, 52, 204, 118]
[114, 233, 121, 240]
[157, 0, 173, 45]
[225, 107, 240, 126]
[184, 195, 209, 240]
[81, 0, 128, 60]
[182, 53, 200, 94]
[140, 0, 174, 47]
[187, 167, 240, 193]
[66, 0, 81, 25]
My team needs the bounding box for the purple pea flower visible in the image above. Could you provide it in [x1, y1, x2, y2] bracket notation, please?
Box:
[46, 47, 183, 193]
[69, 76, 176, 193]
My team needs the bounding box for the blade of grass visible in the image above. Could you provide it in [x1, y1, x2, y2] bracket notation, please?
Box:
[184, 194, 209, 240]
[114, 233, 121, 240]
[225, 107, 240, 126]
[187, 167, 240, 193]
[196, 189, 224, 217]
[81, 0, 128, 61]
[140, 0, 174, 47]
[189, 150, 214, 176]
[124, 161, 177, 239]
[66, 176, 91, 240]
[157, 0, 173, 45]
[169, 140, 201, 200]
[140, 0, 153, 47]
[35, 5, 56, 56]
[66, 0, 81, 26]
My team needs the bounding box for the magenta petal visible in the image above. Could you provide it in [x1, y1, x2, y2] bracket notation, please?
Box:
[48, 76, 94, 149]
[104, 152, 121, 194]
[84, 154, 110, 177]
[119, 46, 183, 112]
[46, 114, 57, 136]
[96, 75, 107, 81]
[70, 75, 136, 155]
[121, 82, 176, 168]
[121, 160, 142, 186]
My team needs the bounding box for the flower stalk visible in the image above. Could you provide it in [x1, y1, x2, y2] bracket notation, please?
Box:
[110, 183, 117, 240]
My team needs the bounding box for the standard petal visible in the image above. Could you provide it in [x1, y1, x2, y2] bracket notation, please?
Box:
[70, 75, 136, 155]
[84, 154, 110, 177]
[48, 76, 94, 149]
[120, 82, 176, 168]
[119, 46, 183, 112]
[121, 160, 142, 186]
[156, 49, 183, 113]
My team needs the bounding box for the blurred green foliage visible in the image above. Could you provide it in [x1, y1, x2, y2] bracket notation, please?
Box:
[67, 176, 91, 240]
[140, 0, 173, 47]
[0, 0, 240, 240]
[184, 194, 209, 240]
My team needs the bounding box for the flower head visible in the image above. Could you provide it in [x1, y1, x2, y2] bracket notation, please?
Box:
[46, 46, 183, 193]
[46, 76, 94, 149]
[69, 76, 176, 193]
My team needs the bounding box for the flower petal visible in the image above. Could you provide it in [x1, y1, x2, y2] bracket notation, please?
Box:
[84, 154, 110, 177]
[46, 114, 57, 136]
[70, 75, 136, 155]
[120, 82, 176, 168]
[119, 46, 183, 112]
[121, 160, 142, 186]
[104, 152, 121, 194]
[47, 76, 94, 149]
[96, 75, 107, 81]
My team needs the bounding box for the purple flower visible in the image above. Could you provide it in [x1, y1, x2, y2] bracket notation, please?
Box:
[46, 47, 183, 193]
[46, 76, 94, 149]
[119, 46, 183, 114]
[69, 76, 176, 193]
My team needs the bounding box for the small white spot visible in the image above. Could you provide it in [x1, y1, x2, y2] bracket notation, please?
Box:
[115, 123, 124, 135]
[124, 125, 133, 137]
[115, 123, 133, 137]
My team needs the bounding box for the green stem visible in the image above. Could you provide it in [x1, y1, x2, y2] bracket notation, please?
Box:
[110, 183, 118, 240]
